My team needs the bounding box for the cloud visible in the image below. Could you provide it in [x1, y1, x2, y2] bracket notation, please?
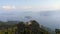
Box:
[17, 5, 60, 11]
[2, 5, 16, 10]
[22, 6, 32, 9]
[0, 4, 60, 11]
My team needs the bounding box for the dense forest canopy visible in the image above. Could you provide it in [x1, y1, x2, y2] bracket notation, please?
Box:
[0, 20, 56, 34]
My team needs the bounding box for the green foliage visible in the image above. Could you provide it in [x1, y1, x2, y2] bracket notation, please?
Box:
[55, 29, 60, 34]
[0, 20, 49, 34]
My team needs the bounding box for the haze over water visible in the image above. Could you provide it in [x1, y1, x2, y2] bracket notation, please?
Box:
[0, 0, 60, 29]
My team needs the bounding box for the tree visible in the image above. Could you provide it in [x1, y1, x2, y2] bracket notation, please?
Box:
[17, 21, 25, 34]
[26, 20, 40, 34]
[55, 29, 60, 34]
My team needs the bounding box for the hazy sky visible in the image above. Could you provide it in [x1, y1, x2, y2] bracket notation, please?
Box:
[0, 0, 60, 11]
[0, 0, 60, 29]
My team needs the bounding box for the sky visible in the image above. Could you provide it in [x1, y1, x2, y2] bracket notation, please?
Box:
[0, 0, 60, 11]
[0, 0, 60, 29]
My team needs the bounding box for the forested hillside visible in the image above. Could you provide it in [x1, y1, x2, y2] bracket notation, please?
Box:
[0, 20, 54, 34]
